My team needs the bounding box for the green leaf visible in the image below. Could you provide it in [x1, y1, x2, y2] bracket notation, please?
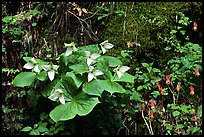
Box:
[137, 85, 143, 91]
[21, 126, 32, 132]
[151, 91, 160, 98]
[29, 129, 40, 135]
[141, 63, 149, 68]
[197, 105, 202, 117]
[176, 124, 184, 130]
[69, 64, 88, 75]
[32, 22, 37, 27]
[13, 72, 36, 87]
[152, 68, 161, 73]
[50, 92, 100, 122]
[113, 73, 135, 83]
[172, 111, 180, 117]
[97, 14, 109, 20]
[36, 71, 47, 81]
[66, 72, 84, 88]
[82, 80, 104, 96]
[49, 76, 100, 122]
[99, 56, 122, 67]
[180, 105, 190, 113]
[100, 80, 126, 95]
[30, 10, 41, 15]
[37, 127, 49, 132]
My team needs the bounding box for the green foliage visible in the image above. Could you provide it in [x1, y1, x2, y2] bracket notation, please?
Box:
[13, 40, 134, 123]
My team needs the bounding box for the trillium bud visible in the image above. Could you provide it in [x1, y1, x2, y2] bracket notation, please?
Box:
[190, 86, 194, 95]
[157, 83, 164, 94]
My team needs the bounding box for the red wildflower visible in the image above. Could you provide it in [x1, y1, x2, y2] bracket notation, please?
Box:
[165, 74, 170, 85]
[176, 84, 180, 92]
[190, 86, 194, 95]
[150, 100, 156, 110]
[127, 40, 131, 48]
[194, 67, 200, 76]
[157, 83, 164, 94]
[149, 111, 154, 118]
[193, 21, 197, 31]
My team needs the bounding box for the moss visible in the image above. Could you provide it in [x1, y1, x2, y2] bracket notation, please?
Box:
[100, 2, 202, 63]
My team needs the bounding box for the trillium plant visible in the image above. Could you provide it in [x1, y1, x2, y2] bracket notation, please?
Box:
[13, 40, 135, 122]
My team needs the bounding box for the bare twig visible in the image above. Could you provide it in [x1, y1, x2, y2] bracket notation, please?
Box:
[141, 110, 153, 135]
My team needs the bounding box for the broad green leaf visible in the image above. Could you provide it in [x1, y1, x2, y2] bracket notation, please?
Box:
[36, 71, 47, 81]
[99, 56, 122, 67]
[41, 79, 58, 97]
[113, 73, 135, 83]
[13, 72, 36, 87]
[101, 80, 126, 95]
[21, 126, 32, 132]
[66, 72, 84, 88]
[69, 64, 88, 75]
[147, 66, 152, 73]
[172, 111, 180, 117]
[37, 127, 49, 132]
[141, 63, 149, 68]
[78, 44, 100, 54]
[82, 80, 104, 96]
[49, 92, 100, 122]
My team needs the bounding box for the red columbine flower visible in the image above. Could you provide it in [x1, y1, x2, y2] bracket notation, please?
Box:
[190, 86, 194, 95]
[194, 67, 200, 76]
[127, 40, 131, 48]
[157, 83, 164, 94]
[193, 21, 197, 31]
[150, 100, 156, 110]
[176, 84, 180, 92]
[165, 74, 170, 85]
[149, 111, 154, 118]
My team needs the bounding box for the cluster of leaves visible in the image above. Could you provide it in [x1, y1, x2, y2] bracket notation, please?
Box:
[13, 40, 135, 134]
[116, 11, 202, 135]
[21, 113, 65, 135]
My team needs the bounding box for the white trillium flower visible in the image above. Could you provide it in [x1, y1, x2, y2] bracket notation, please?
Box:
[88, 66, 103, 82]
[64, 42, 78, 56]
[114, 65, 130, 78]
[48, 89, 65, 105]
[23, 57, 40, 73]
[99, 40, 114, 54]
[85, 51, 101, 66]
[42, 64, 59, 81]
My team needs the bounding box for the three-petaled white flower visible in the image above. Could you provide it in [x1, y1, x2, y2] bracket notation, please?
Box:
[42, 64, 59, 81]
[23, 57, 40, 73]
[99, 40, 114, 54]
[88, 66, 103, 82]
[64, 42, 78, 56]
[48, 89, 65, 105]
[85, 51, 101, 66]
[114, 65, 130, 78]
